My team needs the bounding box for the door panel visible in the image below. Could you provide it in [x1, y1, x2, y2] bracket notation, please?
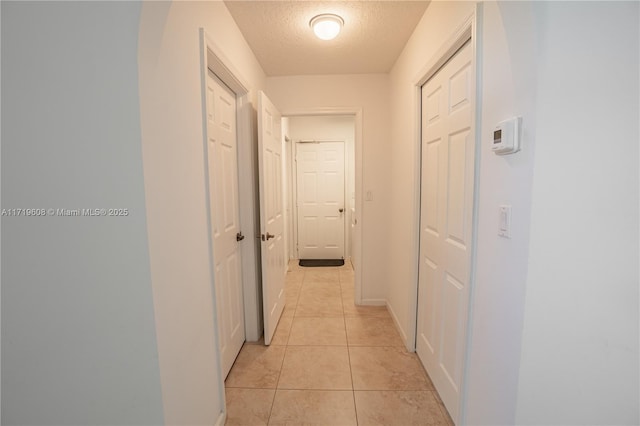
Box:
[296, 142, 345, 259]
[258, 91, 285, 345]
[416, 40, 474, 424]
[206, 70, 244, 379]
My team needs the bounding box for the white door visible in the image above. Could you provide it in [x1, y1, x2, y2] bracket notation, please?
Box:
[206, 70, 245, 378]
[416, 40, 475, 423]
[257, 91, 285, 345]
[296, 141, 345, 259]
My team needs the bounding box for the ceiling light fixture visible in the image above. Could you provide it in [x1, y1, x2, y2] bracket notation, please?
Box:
[310, 14, 344, 41]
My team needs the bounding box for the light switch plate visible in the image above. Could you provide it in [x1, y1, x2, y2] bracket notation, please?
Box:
[498, 205, 511, 238]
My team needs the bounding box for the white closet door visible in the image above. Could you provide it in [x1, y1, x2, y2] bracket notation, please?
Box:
[416, 40, 475, 424]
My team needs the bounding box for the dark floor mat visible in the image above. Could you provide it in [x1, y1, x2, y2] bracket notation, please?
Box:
[299, 259, 345, 267]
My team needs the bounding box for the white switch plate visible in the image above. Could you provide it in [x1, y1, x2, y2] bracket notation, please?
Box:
[498, 205, 511, 238]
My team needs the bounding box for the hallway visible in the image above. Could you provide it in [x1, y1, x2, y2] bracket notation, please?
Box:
[224, 261, 453, 425]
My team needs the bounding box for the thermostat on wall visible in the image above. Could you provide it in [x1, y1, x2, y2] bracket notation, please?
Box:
[492, 117, 522, 155]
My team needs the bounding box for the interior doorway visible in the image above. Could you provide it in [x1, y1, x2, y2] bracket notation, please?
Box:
[283, 115, 356, 263]
[204, 69, 245, 378]
[295, 140, 346, 260]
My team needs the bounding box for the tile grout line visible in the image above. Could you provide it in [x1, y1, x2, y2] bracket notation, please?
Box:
[430, 389, 454, 426]
[339, 270, 359, 426]
[267, 263, 305, 425]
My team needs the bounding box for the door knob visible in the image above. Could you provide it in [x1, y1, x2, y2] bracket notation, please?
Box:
[236, 232, 245, 242]
[262, 232, 275, 241]
[339, 208, 344, 213]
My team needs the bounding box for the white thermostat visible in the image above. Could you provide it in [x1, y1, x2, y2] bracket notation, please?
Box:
[492, 117, 522, 155]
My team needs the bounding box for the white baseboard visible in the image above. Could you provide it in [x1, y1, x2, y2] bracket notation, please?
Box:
[386, 301, 411, 351]
[215, 411, 226, 426]
[360, 298, 386, 306]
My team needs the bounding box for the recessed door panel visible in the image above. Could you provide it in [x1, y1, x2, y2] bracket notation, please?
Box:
[440, 273, 464, 390]
[301, 216, 319, 249]
[446, 130, 469, 245]
[449, 63, 471, 113]
[424, 140, 440, 234]
[418, 257, 439, 353]
[302, 173, 318, 205]
[426, 86, 442, 124]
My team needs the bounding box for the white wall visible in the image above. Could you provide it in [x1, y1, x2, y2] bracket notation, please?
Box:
[515, 2, 639, 424]
[464, 3, 540, 424]
[287, 115, 356, 259]
[138, 1, 267, 424]
[266, 75, 389, 303]
[1, 2, 164, 424]
[387, 1, 639, 425]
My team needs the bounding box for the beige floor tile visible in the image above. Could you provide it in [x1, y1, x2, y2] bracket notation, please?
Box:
[282, 300, 296, 318]
[225, 388, 275, 426]
[288, 317, 347, 346]
[284, 271, 304, 288]
[285, 270, 305, 284]
[339, 271, 355, 284]
[432, 390, 455, 426]
[278, 346, 352, 390]
[345, 317, 404, 346]
[285, 289, 300, 307]
[300, 280, 341, 297]
[343, 298, 391, 318]
[269, 390, 357, 426]
[225, 259, 445, 423]
[303, 268, 340, 283]
[340, 282, 355, 298]
[225, 344, 286, 389]
[354, 390, 446, 425]
[287, 260, 305, 272]
[295, 293, 343, 317]
[271, 316, 293, 346]
[285, 278, 302, 291]
[349, 346, 433, 390]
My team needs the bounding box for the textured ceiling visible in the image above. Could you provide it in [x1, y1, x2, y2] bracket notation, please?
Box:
[224, 1, 431, 76]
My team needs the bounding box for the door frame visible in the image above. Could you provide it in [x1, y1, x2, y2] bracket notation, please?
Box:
[199, 28, 262, 425]
[282, 108, 364, 304]
[409, 6, 482, 424]
[293, 139, 347, 261]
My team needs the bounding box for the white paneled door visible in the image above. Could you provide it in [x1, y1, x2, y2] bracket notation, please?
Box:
[416, 40, 475, 423]
[296, 141, 345, 259]
[206, 70, 245, 379]
[257, 91, 286, 345]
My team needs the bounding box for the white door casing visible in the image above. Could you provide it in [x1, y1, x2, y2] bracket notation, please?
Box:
[416, 40, 474, 423]
[206, 70, 245, 379]
[296, 141, 346, 260]
[257, 91, 286, 345]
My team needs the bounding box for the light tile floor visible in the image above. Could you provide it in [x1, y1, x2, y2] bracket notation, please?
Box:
[225, 260, 454, 426]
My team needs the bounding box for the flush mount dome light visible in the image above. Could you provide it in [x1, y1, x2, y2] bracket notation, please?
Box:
[310, 14, 344, 40]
